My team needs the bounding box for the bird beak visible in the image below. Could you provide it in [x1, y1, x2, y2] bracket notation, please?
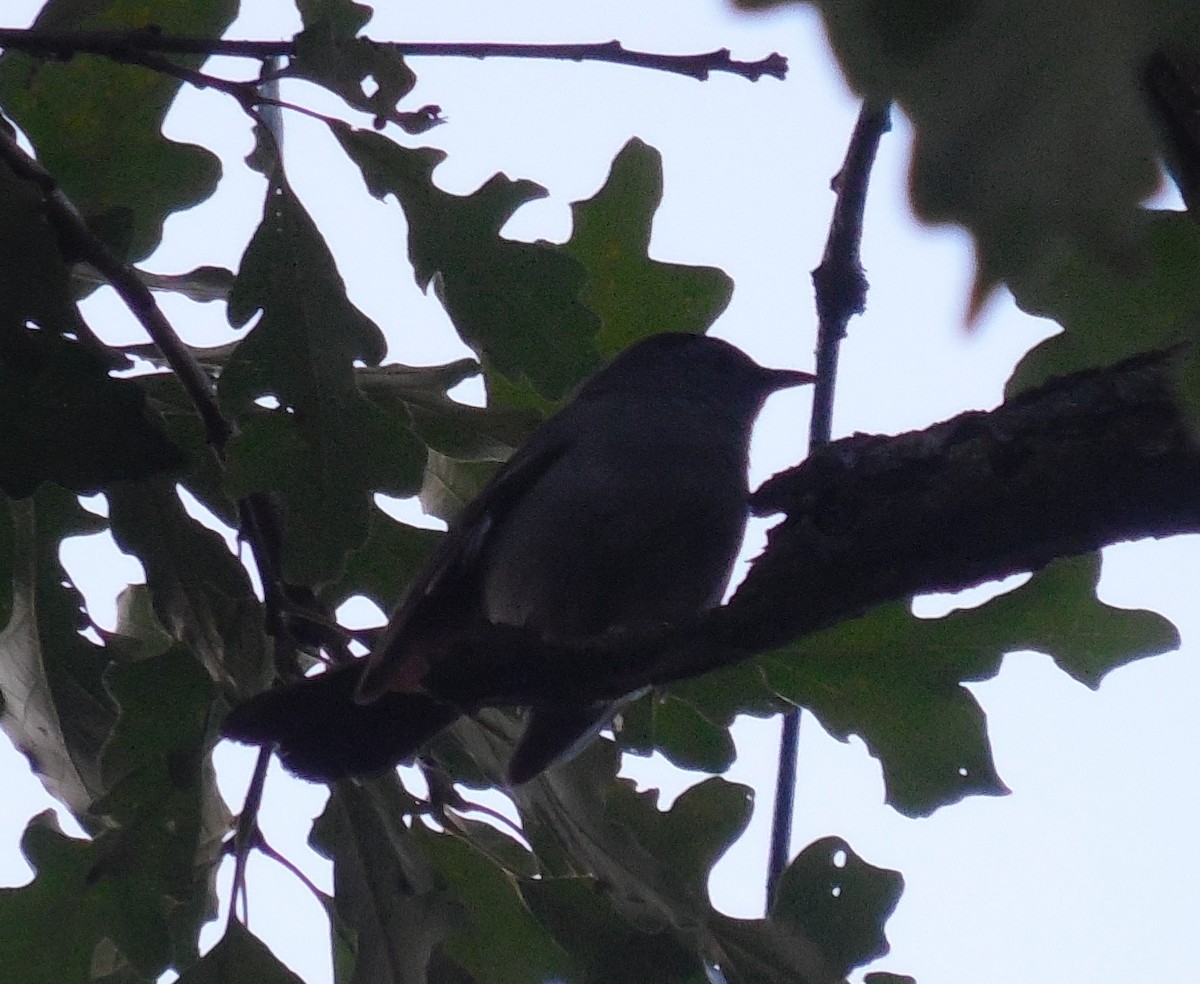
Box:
[763, 368, 817, 391]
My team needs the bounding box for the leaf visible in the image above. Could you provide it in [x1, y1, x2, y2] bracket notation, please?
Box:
[410, 824, 573, 984]
[509, 745, 837, 984]
[1008, 210, 1200, 392]
[0, 489, 115, 816]
[91, 647, 230, 972]
[291, 18, 420, 127]
[0, 813, 135, 984]
[296, 0, 374, 35]
[0, 0, 238, 260]
[359, 361, 540, 462]
[418, 452, 500, 525]
[93, 264, 236, 303]
[520, 877, 700, 984]
[0, 324, 185, 497]
[762, 554, 1179, 816]
[323, 505, 441, 613]
[310, 776, 463, 984]
[220, 179, 426, 583]
[618, 693, 737, 774]
[0, 735, 225, 984]
[0, 157, 89, 337]
[136, 372, 239, 528]
[176, 922, 306, 984]
[565, 137, 733, 354]
[333, 124, 602, 399]
[768, 0, 1197, 289]
[107, 478, 271, 698]
[606, 778, 753, 899]
[770, 836, 904, 977]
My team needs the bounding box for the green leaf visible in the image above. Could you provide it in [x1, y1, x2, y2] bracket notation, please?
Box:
[0, 719, 226, 984]
[0, 323, 184, 497]
[359, 360, 539, 462]
[109, 583, 175, 661]
[520, 877, 699, 984]
[607, 778, 753, 899]
[509, 748, 837, 984]
[291, 22, 420, 127]
[762, 554, 1179, 815]
[107, 478, 270, 698]
[1009, 210, 1200, 392]
[0, 0, 238, 260]
[0, 489, 115, 816]
[0, 157, 89, 336]
[565, 137, 733, 354]
[0, 813, 137, 984]
[333, 124, 602, 399]
[296, 0, 374, 35]
[770, 836, 904, 977]
[778, 0, 1197, 289]
[618, 694, 737, 774]
[92, 647, 229, 973]
[110, 264, 236, 304]
[310, 776, 462, 984]
[411, 824, 572, 984]
[418, 452, 500, 525]
[323, 506, 441, 613]
[220, 179, 426, 583]
[176, 922, 307, 984]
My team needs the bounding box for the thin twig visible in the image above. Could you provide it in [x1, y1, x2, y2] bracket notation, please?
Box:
[0, 28, 787, 82]
[227, 747, 273, 929]
[766, 99, 891, 906]
[253, 828, 330, 907]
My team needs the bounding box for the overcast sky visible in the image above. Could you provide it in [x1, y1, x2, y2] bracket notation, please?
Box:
[1, 3, 1197, 983]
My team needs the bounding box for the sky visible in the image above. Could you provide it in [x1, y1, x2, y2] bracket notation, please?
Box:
[0, 2, 1197, 983]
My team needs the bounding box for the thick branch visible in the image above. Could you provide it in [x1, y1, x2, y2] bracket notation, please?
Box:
[0, 28, 787, 82]
[424, 348, 1200, 707]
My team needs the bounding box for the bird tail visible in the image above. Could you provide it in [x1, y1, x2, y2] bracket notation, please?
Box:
[507, 702, 618, 785]
[221, 663, 459, 782]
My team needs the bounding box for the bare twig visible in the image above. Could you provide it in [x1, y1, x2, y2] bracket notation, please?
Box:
[226, 747, 272, 929]
[252, 827, 329, 907]
[0, 28, 787, 82]
[767, 100, 891, 905]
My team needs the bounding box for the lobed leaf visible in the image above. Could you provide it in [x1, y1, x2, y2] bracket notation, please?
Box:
[0, 0, 237, 261]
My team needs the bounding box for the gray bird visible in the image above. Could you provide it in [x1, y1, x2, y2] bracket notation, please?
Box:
[223, 332, 813, 784]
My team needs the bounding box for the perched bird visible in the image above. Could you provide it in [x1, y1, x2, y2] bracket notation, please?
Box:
[222, 332, 813, 784]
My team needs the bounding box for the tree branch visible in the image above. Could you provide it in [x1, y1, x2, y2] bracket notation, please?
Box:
[420, 348, 1200, 707]
[0, 28, 787, 82]
[770, 98, 892, 903]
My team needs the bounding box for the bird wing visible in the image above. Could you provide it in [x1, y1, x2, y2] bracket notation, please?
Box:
[354, 423, 572, 702]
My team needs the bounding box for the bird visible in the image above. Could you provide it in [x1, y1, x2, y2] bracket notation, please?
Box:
[221, 332, 813, 785]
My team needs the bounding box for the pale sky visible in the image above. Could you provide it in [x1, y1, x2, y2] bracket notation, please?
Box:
[1, 3, 1196, 983]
